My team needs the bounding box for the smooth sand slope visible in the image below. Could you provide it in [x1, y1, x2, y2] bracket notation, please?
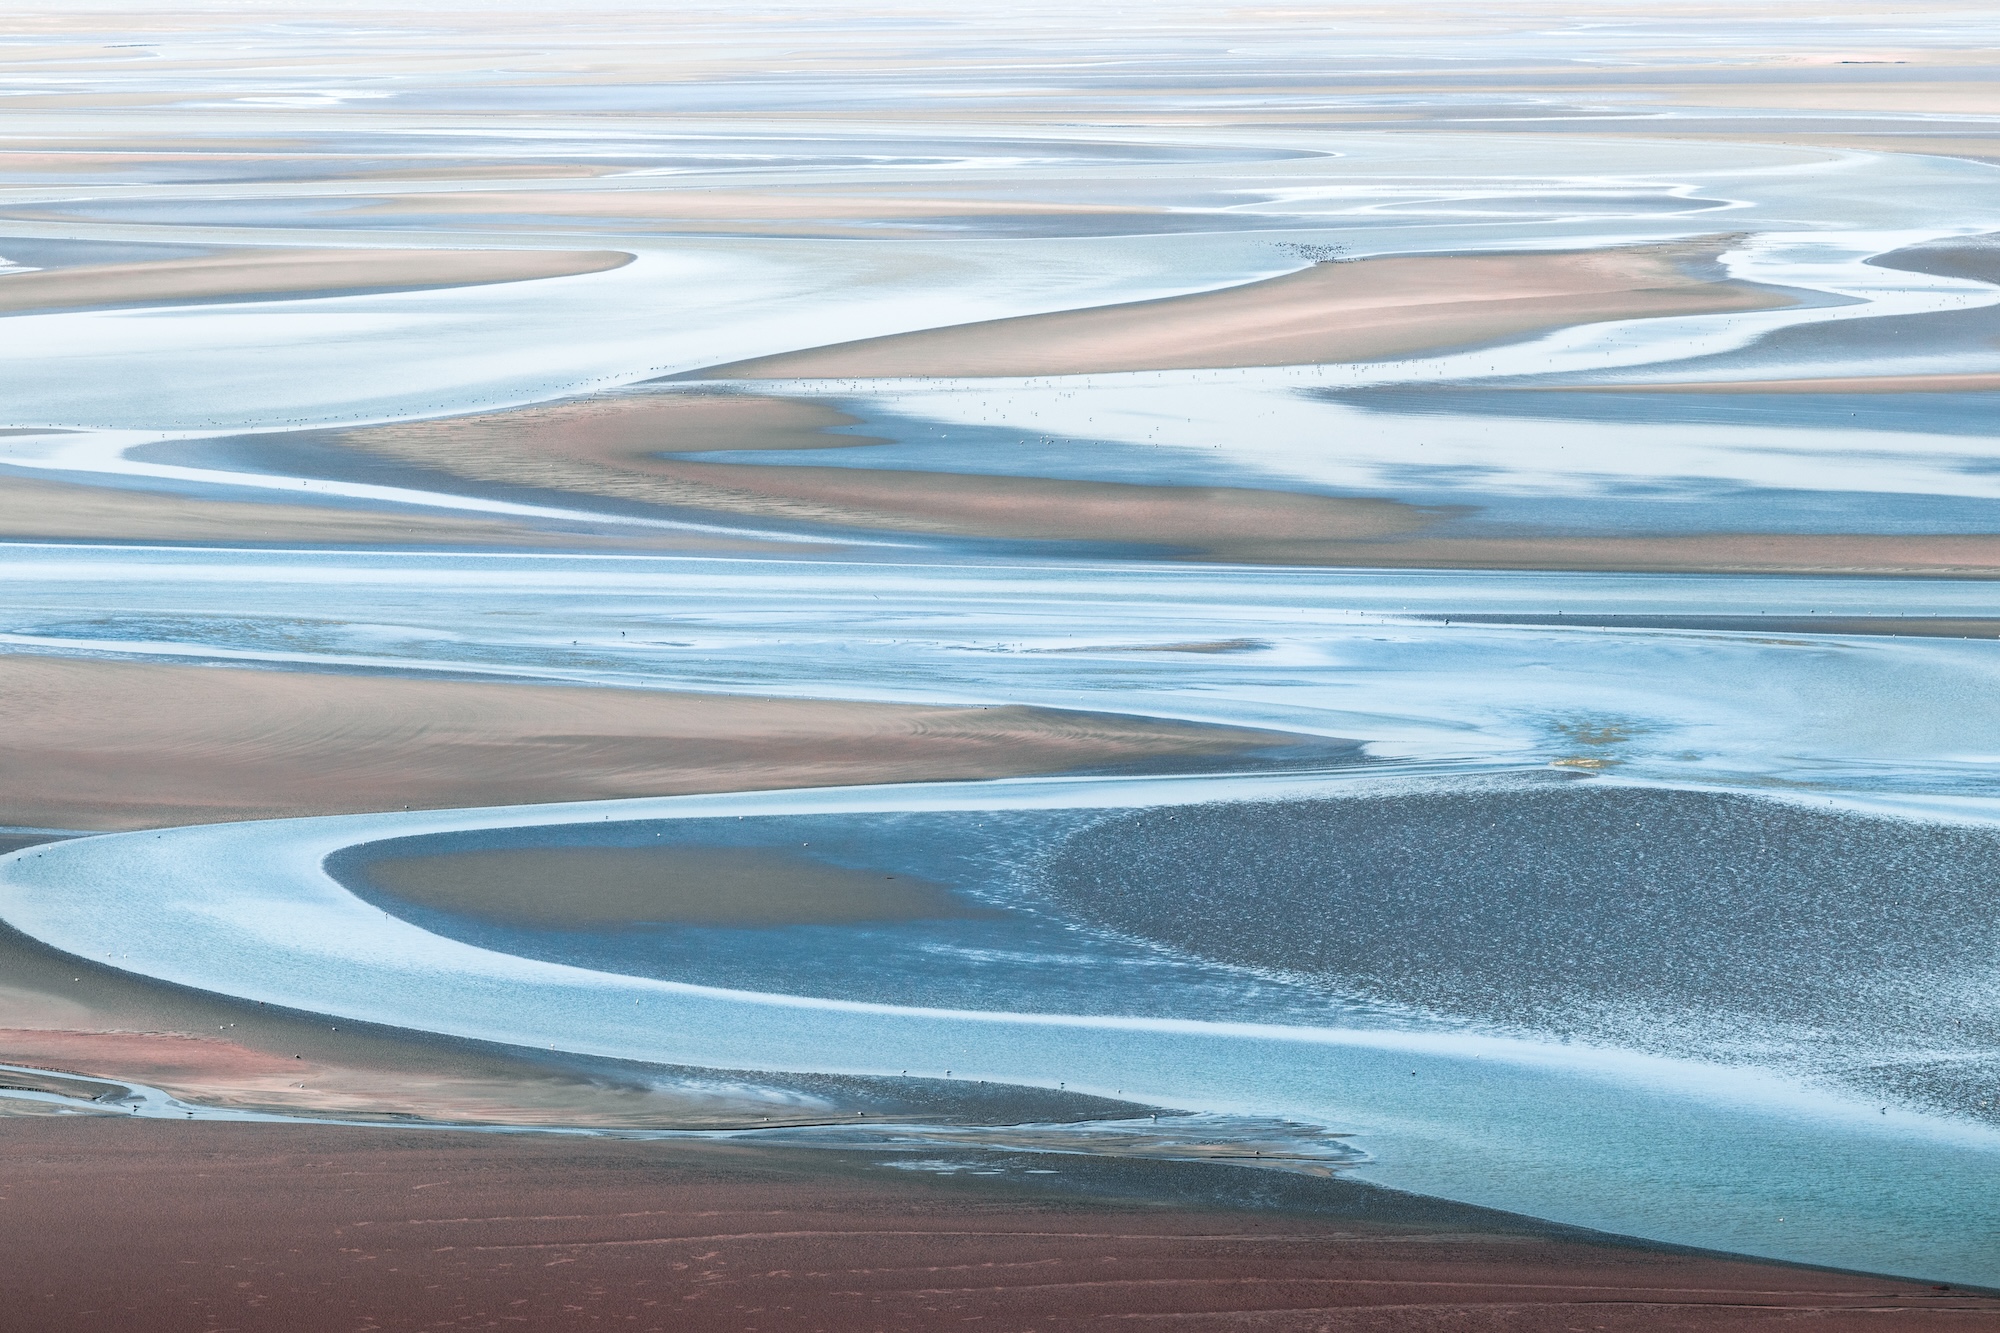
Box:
[702, 242, 1789, 378]
[358, 186, 1161, 231]
[334, 392, 1444, 552]
[1217, 530, 2000, 576]
[361, 843, 990, 928]
[0, 246, 631, 315]
[335, 403, 2000, 571]
[0, 472, 659, 547]
[1587, 374, 2000, 394]
[0, 915, 1130, 1129]
[0, 655, 1291, 830]
[3, 1121, 1991, 1333]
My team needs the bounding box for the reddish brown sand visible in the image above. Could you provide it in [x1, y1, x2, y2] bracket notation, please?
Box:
[0, 655, 1292, 830]
[0, 1120, 1989, 1333]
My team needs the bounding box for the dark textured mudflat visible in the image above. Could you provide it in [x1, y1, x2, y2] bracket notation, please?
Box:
[1042, 782, 2000, 1118]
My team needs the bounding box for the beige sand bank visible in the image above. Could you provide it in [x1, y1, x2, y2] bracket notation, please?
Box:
[0, 246, 631, 315]
[701, 243, 1790, 378]
[1653, 81, 2000, 116]
[1432, 613, 2000, 639]
[0, 153, 617, 183]
[0, 926, 859, 1129]
[335, 401, 1441, 551]
[341, 391, 885, 487]
[360, 187, 1158, 222]
[362, 844, 985, 928]
[337, 399, 2000, 570]
[0, 471, 653, 547]
[0, 654, 1299, 831]
[1255, 531, 2000, 577]
[1576, 374, 2000, 394]
[361, 452, 1438, 549]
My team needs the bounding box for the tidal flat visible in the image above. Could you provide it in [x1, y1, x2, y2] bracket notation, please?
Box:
[4, 2, 2000, 1325]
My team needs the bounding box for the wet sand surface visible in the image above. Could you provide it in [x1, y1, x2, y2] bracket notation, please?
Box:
[322, 401, 2000, 569]
[702, 244, 1789, 379]
[463, 459, 1440, 550]
[6, 1, 2000, 1310]
[0, 247, 632, 315]
[0, 472, 678, 548]
[336, 390, 889, 471]
[1234, 531, 2000, 575]
[322, 393, 1443, 551]
[1562, 374, 2000, 394]
[1419, 613, 2000, 638]
[3, 1119, 1990, 1333]
[357, 186, 1166, 235]
[360, 844, 987, 929]
[0, 655, 1290, 831]
[0, 917, 1145, 1129]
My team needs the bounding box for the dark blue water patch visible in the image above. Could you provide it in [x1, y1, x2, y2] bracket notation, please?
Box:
[1038, 781, 2000, 1119]
[1324, 387, 2000, 441]
[328, 809, 1374, 1026]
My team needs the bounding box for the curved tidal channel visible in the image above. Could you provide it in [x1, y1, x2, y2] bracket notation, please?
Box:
[5, 762, 2000, 1285]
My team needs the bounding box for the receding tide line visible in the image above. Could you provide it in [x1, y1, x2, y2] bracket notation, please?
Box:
[2, 769, 1999, 1284]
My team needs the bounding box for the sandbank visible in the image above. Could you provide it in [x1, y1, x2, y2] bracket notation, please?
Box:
[0, 918, 1128, 1130]
[425, 457, 1440, 547]
[359, 187, 1158, 222]
[699, 242, 1791, 378]
[0, 471, 704, 548]
[0, 921, 831, 1128]
[1572, 374, 2000, 394]
[0, 655, 1304, 831]
[4, 1119, 1991, 1333]
[334, 404, 1442, 548]
[358, 844, 986, 928]
[1423, 613, 2000, 639]
[333, 407, 2000, 568]
[1228, 530, 2000, 577]
[335, 392, 888, 514]
[0, 246, 631, 316]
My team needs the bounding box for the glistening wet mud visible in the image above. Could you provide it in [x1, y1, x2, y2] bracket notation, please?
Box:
[1041, 780, 2000, 1120]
